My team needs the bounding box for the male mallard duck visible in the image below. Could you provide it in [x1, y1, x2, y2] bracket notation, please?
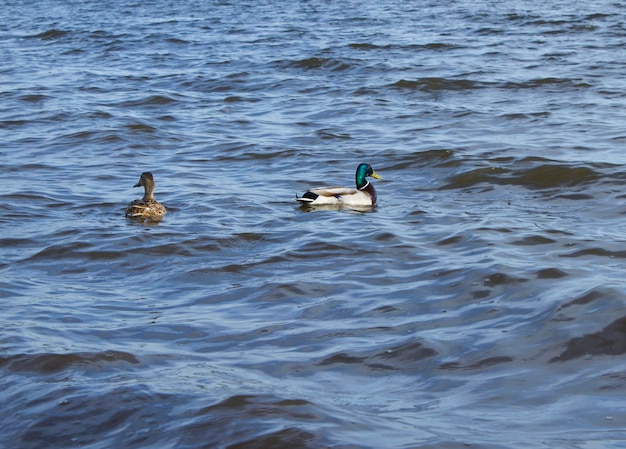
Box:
[125, 172, 166, 221]
[295, 163, 383, 207]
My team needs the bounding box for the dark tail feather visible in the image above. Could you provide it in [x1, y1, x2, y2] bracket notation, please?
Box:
[295, 191, 317, 203]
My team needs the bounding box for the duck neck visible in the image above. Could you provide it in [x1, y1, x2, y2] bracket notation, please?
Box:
[362, 182, 377, 205]
[142, 185, 156, 203]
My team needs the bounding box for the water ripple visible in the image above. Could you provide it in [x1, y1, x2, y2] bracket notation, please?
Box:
[3, 1, 626, 448]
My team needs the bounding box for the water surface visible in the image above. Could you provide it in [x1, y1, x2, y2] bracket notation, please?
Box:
[2, 1, 626, 448]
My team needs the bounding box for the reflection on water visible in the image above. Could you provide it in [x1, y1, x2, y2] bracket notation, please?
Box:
[2, 0, 626, 448]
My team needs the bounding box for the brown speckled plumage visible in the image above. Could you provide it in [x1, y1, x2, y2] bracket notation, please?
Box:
[125, 172, 166, 221]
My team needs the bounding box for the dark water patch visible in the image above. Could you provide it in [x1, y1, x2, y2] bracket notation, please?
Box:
[556, 289, 608, 313]
[436, 235, 463, 246]
[360, 304, 403, 317]
[211, 145, 301, 162]
[585, 13, 614, 20]
[597, 372, 626, 392]
[281, 57, 355, 72]
[283, 241, 361, 262]
[316, 128, 352, 140]
[0, 350, 139, 374]
[54, 129, 107, 142]
[61, 47, 85, 56]
[183, 395, 328, 449]
[483, 272, 527, 287]
[439, 355, 514, 371]
[260, 281, 337, 301]
[0, 191, 63, 202]
[518, 165, 599, 188]
[441, 166, 506, 190]
[442, 163, 600, 190]
[0, 118, 29, 128]
[197, 395, 313, 417]
[561, 247, 626, 258]
[166, 37, 189, 45]
[223, 95, 261, 103]
[551, 287, 626, 338]
[512, 235, 557, 246]
[535, 268, 568, 279]
[369, 340, 438, 368]
[5, 384, 171, 449]
[349, 42, 460, 51]
[544, 228, 575, 237]
[476, 27, 504, 35]
[422, 42, 461, 50]
[18, 94, 50, 103]
[0, 237, 38, 250]
[125, 122, 157, 133]
[29, 29, 69, 40]
[116, 95, 180, 107]
[318, 339, 437, 372]
[502, 77, 592, 90]
[502, 111, 550, 121]
[555, 193, 594, 200]
[318, 353, 365, 366]
[392, 78, 485, 91]
[348, 42, 380, 50]
[472, 290, 491, 300]
[552, 316, 626, 362]
[225, 428, 320, 449]
[25, 242, 127, 263]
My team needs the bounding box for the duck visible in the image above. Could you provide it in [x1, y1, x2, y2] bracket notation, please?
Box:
[295, 163, 383, 207]
[125, 172, 167, 221]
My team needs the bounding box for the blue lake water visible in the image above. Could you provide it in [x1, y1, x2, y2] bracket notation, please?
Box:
[2, 1, 626, 448]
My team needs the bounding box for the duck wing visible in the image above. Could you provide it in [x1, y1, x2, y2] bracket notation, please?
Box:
[295, 186, 374, 205]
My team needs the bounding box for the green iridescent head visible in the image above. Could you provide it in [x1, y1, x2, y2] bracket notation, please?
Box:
[355, 163, 382, 189]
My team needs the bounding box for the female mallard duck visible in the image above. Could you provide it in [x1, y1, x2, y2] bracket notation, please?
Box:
[296, 163, 383, 207]
[125, 172, 167, 221]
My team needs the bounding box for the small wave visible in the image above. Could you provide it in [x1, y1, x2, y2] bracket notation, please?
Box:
[501, 111, 550, 121]
[439, 355, 513, 371]
[187, 395, 322, 448]
[316, 128, 352, 140]
[348, 42, 459, 51]
[391, 77, 590, 93]
[29, 29, 69, 40]
[483, 272, 527, 287]
[280, 56, 356, 72]
[556, 289, 606, 313]
[441, 166, 506, 189]
[116, 95, 180, 107]
[560, 247, 626, 258]
[442, 163, 600, 190]
[18, 94, 50, 103]
[125, 122, 157, 133]
[512, 235, 557, 246]
[391, 78, 484, 91]
[535, 268, 568, 279]
[317, 339, 437, 372]
[502, 77, 592, 89]
[0, 350, 139, 374]
[513, 164, 599, 188]
[551, 316, 626, 362]
[370, 340, 438, 366]
[26, 241, 126, 263]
